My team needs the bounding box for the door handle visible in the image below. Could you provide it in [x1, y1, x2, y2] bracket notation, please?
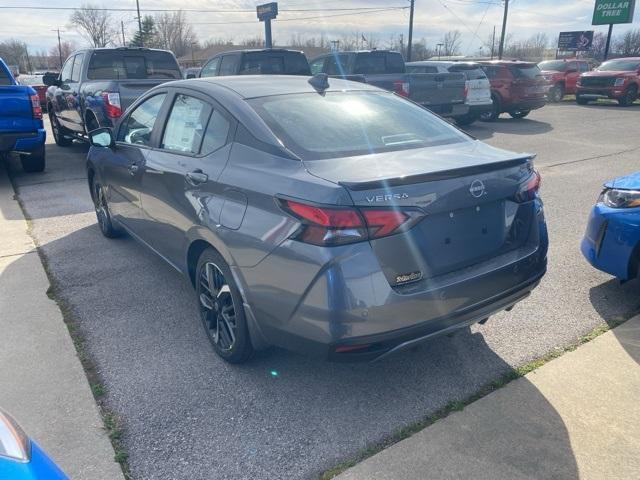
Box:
[185, 170, 208, 186]
[129, 164, 139, 175]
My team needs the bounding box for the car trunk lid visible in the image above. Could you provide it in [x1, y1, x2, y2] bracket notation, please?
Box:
[304, 141, 537, 286]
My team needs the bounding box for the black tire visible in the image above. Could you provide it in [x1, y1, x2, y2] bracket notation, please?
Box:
[547, 83, 564, 103]
[454, 114, 477, 127]
[49, 111, 72, 147]
[196, 248, 254, 364]
[576, 94, 589, 105]
[20, 145, 45, 173]
[618, 85, 638, 107]
[479, 94, 500, 122]
[91, 181, 122, 238]
[509, 110, 530, 119]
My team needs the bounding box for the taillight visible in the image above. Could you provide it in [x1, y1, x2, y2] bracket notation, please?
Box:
[29, 94, 42, 119]
[393, 80, 410, 98]
[101, 92, 122, 118]
[279, 199, 423, 246]
[515, 170, 541, 202]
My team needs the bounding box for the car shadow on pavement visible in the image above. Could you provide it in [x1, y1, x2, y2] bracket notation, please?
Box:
[589, 277, 640, 365]
[466, 118, 553, 140]
[0, 209, 585, 479]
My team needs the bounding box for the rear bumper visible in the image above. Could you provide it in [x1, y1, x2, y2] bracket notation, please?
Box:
[0, 128, 46, 153]
[581, 203, 640, 281]
[466, 104, 493, 116]
[241, 199, 548, 361]
[423, 103, 470, 117]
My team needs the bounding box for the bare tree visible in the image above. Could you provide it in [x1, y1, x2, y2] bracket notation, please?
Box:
[590, 32, 607, 61]
[154, 11, 198, 57]
[442, 30, 462, 56]
[69, 4, 114, 48]
[49, 41, 76, 62]
[0, 39, 29, 72]
[615, 29, 640, 56]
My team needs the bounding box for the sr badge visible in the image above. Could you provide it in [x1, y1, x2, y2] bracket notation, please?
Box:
[395, 271, 423, 285]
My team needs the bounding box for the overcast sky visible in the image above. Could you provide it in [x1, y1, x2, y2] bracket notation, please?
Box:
[0, 0, 636, 54]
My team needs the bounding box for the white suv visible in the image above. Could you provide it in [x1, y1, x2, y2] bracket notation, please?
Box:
[406, 61, 492, 126]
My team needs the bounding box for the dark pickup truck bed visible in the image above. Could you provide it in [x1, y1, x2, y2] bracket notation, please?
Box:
[309, 50, 468, 117]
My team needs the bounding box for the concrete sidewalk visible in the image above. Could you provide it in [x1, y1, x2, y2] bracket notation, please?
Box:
[0, 166, 123, 479]
[337, 316, 640, 480]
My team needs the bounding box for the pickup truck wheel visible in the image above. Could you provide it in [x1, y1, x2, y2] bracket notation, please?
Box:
[20, 145, 45, 173]
[49, 113, 72, 147]
[548, 84, 564, 103]
[92, 181, 123, 238]
[509, 110, 530, 119]
[618, 85, 638, 107]
[576, 94, 589, 105]
[479, 95, 500, 122]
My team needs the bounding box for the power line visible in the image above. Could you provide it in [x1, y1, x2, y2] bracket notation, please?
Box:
[0, 5, 408, 13]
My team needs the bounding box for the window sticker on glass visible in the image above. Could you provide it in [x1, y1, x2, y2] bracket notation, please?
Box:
[162, 95, 212, 154]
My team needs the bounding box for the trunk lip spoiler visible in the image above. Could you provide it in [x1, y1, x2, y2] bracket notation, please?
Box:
[338, 155, 535, 191]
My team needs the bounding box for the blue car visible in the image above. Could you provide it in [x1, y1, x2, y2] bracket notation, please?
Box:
[0, 409, 67, 479]
[0, 58, 46, 172]
[581, 171, 640, 282]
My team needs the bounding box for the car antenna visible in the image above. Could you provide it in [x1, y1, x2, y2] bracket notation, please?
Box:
[308, 73, 329, 93]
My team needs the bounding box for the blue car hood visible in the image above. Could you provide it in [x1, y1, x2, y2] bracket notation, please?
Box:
[605, 171, 640, 190]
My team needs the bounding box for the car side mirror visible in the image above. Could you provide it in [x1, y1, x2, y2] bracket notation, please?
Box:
[89, 127, 115, 148]
[42, 72, 60, 87]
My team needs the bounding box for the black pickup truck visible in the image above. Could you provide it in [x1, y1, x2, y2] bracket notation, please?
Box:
[44, 47, 182, 146]
[199, 49, 311, 77]
[309, 50, 468, 117]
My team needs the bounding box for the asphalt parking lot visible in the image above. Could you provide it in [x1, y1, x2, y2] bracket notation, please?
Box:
[5, 102, 640, 480]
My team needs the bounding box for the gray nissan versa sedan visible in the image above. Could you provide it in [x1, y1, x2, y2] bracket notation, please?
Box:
[86, 74, 548, 363]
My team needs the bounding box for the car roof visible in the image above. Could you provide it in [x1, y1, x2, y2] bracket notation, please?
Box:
[407, 60, 480, 68]
[177, 75, 382, 99]
[478, 60, 536, 66]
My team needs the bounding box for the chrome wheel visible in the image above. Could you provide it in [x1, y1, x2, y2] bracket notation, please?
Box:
[94, 184, 109, 233]
[199, 262, 237, 351]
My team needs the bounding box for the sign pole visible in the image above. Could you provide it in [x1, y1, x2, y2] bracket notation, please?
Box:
[265, 19, 272, 49]
[604, 23, 613, 60]
[257, 2, 278, 49]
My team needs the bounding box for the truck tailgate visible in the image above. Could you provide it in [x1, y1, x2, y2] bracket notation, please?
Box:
[0, 86, 35, 132]
[408, 72, 466, 106]
[117, 80, 172, 110]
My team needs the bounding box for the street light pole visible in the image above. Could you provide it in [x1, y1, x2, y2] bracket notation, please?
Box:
[498, 0, 509, 59]
[407, 0, 415, 61]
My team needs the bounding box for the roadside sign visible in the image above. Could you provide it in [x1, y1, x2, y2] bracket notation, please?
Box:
[592, 0, 636, 25]
[257, 2, 278, 21]
[558, 31, 594, 51]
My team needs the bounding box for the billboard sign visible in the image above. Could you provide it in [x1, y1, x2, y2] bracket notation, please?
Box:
[592, 0, 636, 25]
[257, 2, 278, 21]
[558, 31, 594, 51]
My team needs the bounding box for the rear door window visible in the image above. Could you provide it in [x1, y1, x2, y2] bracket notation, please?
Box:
[71, 54, 83, 82]
[161, 94, 212, 154]
[201, 110, 231, 154]
[449, 64, 486, 80]
[87, 51, 180, 80]
[406, 65, 438, 73]
[60, 57, 74, 83]
[354, 53, 404, 74]
[0, 66, 13, 85]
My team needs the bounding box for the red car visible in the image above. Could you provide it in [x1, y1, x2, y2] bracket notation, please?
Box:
[538, 59, 590, 102]
[16, 74, 48, 110]
[576, 57, 640, 107]
[478, 61, 547, 121]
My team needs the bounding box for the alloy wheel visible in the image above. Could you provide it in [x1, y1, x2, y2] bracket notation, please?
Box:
[199, 262, 237, 351]
[94, 184, 109, 233]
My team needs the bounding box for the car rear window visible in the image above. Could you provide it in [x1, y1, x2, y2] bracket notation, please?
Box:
[239, 52, 310, 75]
[509, 64, 542, 79]
[248, 91, 469, 160]
[87, 51, 181, 80]
[538, 60, 567, 71]
[448, 64, 486, 80]
[354, 53, 405, 74]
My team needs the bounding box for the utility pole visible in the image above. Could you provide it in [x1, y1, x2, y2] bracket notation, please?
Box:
[52, 29, 63, 69]
[121, 21, 126, 46]
[400, 33, 404, 57]
[135, 0, 143, 47]
[491, 25, 496, 59]
[498, 0, 509, 59]
[407, 0, 415, 61]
